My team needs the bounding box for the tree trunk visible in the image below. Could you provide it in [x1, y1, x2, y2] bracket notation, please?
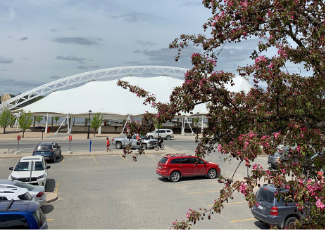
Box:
[3, 128, 6, 134]
[94, 130, 96, 137]
[22, 130, 25, 138]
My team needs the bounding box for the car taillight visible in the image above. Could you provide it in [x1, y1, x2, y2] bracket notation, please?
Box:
[33, 150, 36, 153]
[112, 138, 114, 141]
[36, 192, 44, 197]
[50, 150, 54, 153]
[270, 207, 278, 216]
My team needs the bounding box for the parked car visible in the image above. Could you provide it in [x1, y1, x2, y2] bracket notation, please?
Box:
[8, 156, 51, 187]
[0, 180, 46, 207]
[112, 135, 157, 149]
[268, 147, 298, 169]
[0, 200, 48, 229]
[33, 142, 62, 163]
[251, 184, 306, 228]
[147, 129, 174, 140]
[156, 154, 221, 182]
[0, 187, 33, 202]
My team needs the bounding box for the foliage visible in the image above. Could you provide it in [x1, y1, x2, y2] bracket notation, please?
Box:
[54, 117, 60, 125]
[90, 112, 103, 137]
[154, 122, 162, 129]
[118, 0, 325, 228]
[18, 111, 33, 138]
[0, 108, 11, 133]
[35, 116, 43, 125]
[10, 114, 16, 127]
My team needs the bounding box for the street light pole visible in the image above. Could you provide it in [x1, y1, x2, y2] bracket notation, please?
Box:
[196, 112, 199, 139]
[87, 110, 92, 139]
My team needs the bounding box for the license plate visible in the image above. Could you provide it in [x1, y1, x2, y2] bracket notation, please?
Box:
[258, 205, 264, 210]
[41, 152, 45, 154]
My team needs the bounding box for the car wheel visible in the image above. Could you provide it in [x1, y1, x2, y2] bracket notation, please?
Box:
[207, 168, 217, 179]
[166, 135, 171, 140]
[148, 136, 153, 139]
[116, 142, 122, 149]
[170, 171, 181, 182]
[284, 216, 298, 228]
[142, 144, 147, 149]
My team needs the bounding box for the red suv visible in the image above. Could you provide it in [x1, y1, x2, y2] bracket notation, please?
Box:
[156, 154, 221, 182]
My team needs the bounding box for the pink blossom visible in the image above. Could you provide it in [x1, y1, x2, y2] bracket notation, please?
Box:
[241, 0, 248, 7]
[281, 169, 285, 174]
[297, 146, 301, 152]
[244, 141, 249, 147]
[316, 199, 325, 209]
[274, 132, 280, 139]
[186, 212, 190, 218]
[300, 133, 304, 138]
[179, 42, 182, 46]
[239, 182, 247, 195]
[214, 16, 219, 21]
[218, 144, 222, 152]
[252, 164, 258, 170]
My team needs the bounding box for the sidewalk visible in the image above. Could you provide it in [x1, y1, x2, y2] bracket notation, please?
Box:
[0, 145, 194, 158]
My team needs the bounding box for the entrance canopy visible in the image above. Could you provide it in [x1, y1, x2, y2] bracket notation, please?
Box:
[20, 75, 252, 119]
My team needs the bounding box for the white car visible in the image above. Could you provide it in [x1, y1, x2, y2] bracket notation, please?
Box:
[0, 179, 46, 207]
[8, 156, 51, 187]
[0, 187, 33, 202]
[146, 129, 174, 140]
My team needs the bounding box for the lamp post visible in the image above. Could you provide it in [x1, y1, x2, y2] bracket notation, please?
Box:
[196, 112, 199, 139]
[87, 110, 92, 139]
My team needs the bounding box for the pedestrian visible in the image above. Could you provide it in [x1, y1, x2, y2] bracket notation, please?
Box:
[106, 137, 111, 152]
[115, 126, 118, 132]
[158, 136, 164, 149]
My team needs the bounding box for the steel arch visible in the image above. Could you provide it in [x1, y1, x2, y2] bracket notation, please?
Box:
[0, 66, 188, 111]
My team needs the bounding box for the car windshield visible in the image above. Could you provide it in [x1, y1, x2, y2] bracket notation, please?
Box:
[37, 145, 52, 150]
[256, 188, 275, 203]
[14, 182, 35, 191]
[159, 157, 168, 164]
[34, 162, 44, 171]
[14, 162, 29, 171]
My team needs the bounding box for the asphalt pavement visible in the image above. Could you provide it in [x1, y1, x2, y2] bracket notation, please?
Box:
[0, 148, 269, 229]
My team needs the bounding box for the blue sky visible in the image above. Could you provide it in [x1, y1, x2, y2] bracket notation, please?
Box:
[0, 0, 306, 95]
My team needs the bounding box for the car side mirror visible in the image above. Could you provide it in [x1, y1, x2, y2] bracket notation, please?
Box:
[9, 167, 13, 170]
[46, 166, 51, 169]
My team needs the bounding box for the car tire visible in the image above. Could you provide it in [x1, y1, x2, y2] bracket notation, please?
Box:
[207, 168, 217, 179]
[148, 136, 153, 139]
[142, 144, 147, 149]
[116, 142, 122, 149]
[52, 155, 56, 163]
[170, 171, 181, 182]
[284, 216, 298, 228]
[166, 135, 171, 140]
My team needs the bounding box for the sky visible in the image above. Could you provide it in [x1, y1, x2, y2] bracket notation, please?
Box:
[0, 0, 306, 96]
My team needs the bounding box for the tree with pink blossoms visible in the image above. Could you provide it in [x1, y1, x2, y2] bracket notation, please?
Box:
[118, 0, 325, 228]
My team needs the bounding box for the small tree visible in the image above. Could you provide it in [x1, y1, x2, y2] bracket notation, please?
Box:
[90, 112, 103, 137]
[154, 122, 162, 129]
[10, 114, 16, 127]
[54, 117, 60, 125]
[0, 108, 11, 133]
[35, 116, 43, 125]
[18, 111, 33, 138]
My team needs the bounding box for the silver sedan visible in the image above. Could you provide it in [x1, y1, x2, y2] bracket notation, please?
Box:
[0, 179, 46, 206]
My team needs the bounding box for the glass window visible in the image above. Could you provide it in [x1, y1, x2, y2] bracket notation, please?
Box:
[190, 158, 204, 164]
[18, 192, 32, 201]
[14, 182, 35, 191]
[159, 157, 168, 164]
[34, 162, 44, 171]
[170, 159, 180, 164]
[32, 208, 45, 228]
[0, 215, 29, 229]
[256, 188, 275, 203]
[180, 158, 191, 164]
[167, 130, 172, 133]
[37, 145, 52, 150]
[14, 162, 29, 171]
[0, 197, 8, 201]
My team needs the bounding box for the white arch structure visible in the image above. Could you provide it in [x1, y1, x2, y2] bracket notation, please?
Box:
[0, 66, 187, 111]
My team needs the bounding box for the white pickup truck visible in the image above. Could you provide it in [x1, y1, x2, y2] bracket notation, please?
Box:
[111, 135, 157, 149]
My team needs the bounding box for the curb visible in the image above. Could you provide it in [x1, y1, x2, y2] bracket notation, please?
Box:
[45, 192, 58, 203]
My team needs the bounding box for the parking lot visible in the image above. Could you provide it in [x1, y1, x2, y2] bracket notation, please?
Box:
[0, 145, 269, 229]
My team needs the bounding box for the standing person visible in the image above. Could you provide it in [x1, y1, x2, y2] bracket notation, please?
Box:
[158, 136, 164, 149]
[106, 137, 111, 152]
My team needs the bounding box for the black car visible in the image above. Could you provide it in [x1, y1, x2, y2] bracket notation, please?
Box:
[33, 142, 61, 163]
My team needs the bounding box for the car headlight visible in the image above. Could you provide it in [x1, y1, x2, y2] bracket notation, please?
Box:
[11, 175, 17, 180]
[36, 174, 45, 179]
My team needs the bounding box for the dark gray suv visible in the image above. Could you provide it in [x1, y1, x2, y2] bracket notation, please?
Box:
[251, 184, 303, 228]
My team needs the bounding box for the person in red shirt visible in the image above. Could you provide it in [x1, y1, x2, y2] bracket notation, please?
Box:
[106, 137, 111, 152]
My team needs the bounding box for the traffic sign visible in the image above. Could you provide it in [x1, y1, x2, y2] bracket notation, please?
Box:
[17, 135, 21, 141]
[69, 135, 72, 141]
